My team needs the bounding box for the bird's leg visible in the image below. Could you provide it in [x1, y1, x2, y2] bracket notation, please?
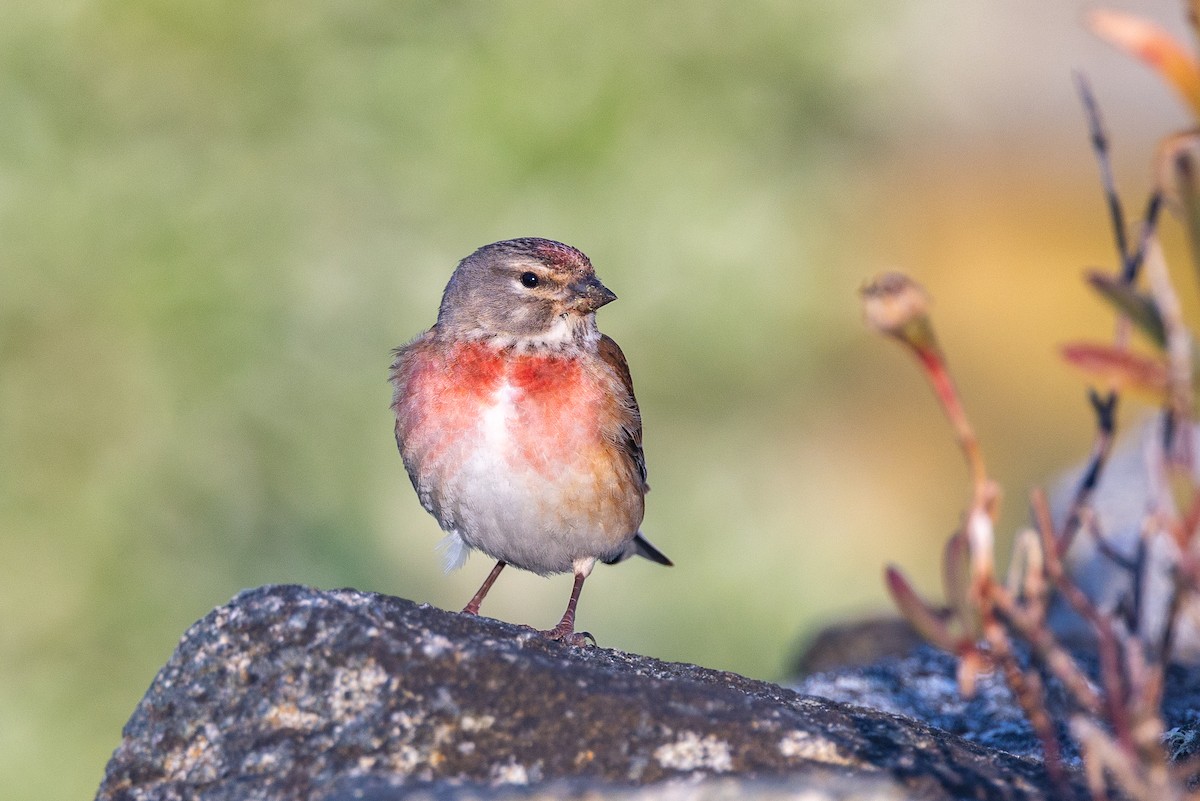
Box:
[543, 566, 595, 646]
[462, 560, 506, 615]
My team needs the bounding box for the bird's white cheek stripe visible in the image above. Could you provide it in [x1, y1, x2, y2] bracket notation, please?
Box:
[501, 313, 599, 350]
[541, 315, 577, 345]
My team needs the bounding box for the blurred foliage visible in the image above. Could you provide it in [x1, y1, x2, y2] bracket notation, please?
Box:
[1, 1, 1189, 799]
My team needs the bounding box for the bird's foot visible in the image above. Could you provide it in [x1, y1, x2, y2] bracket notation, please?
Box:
[541, 625, 596, 647]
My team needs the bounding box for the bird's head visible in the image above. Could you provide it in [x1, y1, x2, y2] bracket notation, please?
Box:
[436, 238, 616, 346]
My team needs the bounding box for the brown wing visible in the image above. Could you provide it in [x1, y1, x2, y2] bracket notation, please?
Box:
[389, 331, 435, 457]
[597, 333, 648, 491]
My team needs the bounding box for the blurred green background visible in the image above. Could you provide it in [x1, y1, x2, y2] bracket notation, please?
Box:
[3, 1, 1198, 798]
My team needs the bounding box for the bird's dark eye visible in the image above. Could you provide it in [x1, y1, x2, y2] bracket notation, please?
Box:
[520, 272, 539, 288]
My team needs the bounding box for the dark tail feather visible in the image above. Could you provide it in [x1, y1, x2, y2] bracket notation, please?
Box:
[632, 532, 673, 566]
[602, 532, 673, 567]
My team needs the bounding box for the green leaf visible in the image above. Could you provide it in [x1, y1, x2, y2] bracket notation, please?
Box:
[1086, 271, 1166, 348]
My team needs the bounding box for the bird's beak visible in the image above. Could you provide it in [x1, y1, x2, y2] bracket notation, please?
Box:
[571, 276, 618, 313]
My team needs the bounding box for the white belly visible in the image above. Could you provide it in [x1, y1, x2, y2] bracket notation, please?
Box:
[425, 379, 634, 575]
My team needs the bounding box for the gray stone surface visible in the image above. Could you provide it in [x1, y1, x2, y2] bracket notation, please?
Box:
[96, 585, 1064, 801]
[792, 627, 1200, 769]
[320, 774, 917, 800]
[792, 646, 1058, 763]
[791, 617, 926, 677]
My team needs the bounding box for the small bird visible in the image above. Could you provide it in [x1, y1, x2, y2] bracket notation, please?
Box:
[390, 238, 671, 644]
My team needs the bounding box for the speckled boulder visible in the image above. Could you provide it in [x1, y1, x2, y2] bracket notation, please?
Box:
[791, 618, 1200, 768]
[793, 644, 1057, 763]
[95, 585, 1065, 800]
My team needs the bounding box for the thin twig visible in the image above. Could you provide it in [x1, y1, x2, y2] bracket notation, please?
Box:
[1173, 146, 1200, 289]
[990, 582, 1103, 715]
[1146, 239, 1195, 475]
[1083, 512, 1139, 573]
[1073, 717, 1159, 801]
[983, 606, 1074, 799]
[1126, 191, 1165, 284]
[1159, 571, 1186, 665]
[1033, 489, 1136, 755]
[1058, 391, 1119, 556]
[1076, 72, 1130, 270]
[915, 347, 992, 512]
[1130, 528, 1149, 636]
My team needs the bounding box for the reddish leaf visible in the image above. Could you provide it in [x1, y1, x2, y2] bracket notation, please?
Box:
[942, 531, 979, 639]
[1060, 342, 1168, 398]
[1090, 8, 1200, 118]
[885, 565, 957, 652]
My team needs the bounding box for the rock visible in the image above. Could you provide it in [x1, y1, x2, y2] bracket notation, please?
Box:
[792, 643, 1055, 763]
[791, 616, 929, 678]
[319, 774, 921, 800]
[791, 619, 1200, 770]
[96, 585, 1064, 801]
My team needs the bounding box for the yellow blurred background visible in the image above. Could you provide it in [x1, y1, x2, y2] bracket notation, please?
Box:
[3, 1, 1198, 798]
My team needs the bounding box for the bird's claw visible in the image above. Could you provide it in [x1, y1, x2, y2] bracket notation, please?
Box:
[541, 627, 596, 647]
